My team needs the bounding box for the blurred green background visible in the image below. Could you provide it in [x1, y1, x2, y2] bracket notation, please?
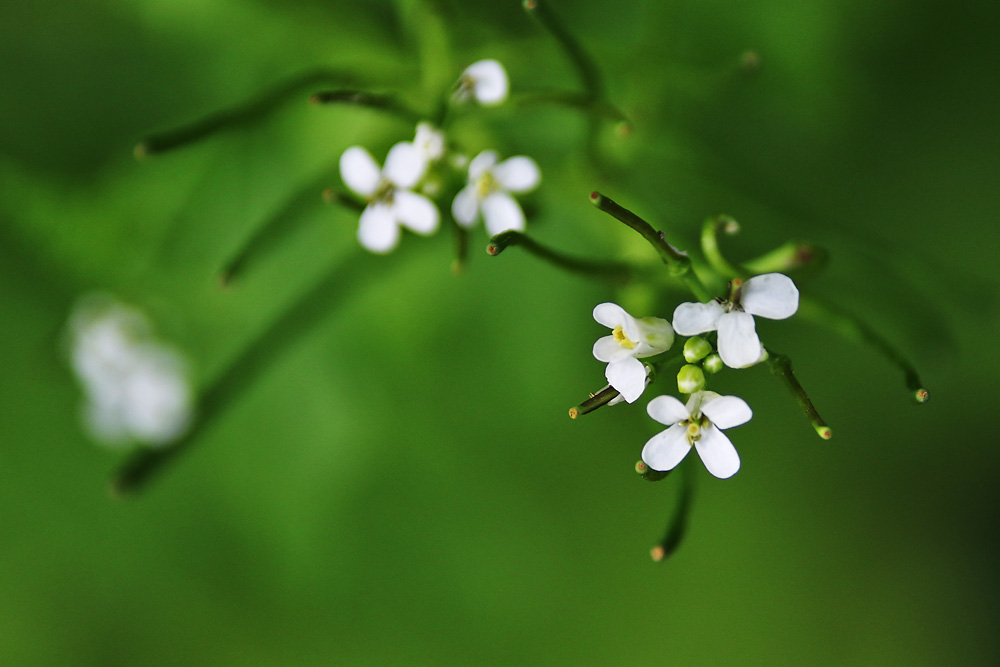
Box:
[2, 0, 998, 664]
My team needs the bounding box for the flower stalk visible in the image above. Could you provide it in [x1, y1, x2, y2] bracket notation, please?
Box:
[650, 463, 695, 562]
[487, 230, 633, 284]
[766, 349, 833, 439]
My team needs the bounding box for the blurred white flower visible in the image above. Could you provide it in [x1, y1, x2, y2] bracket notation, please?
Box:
[454, 59, 509, 106]
[672, 273, 799, 368]
[642, 391, 752, 479]
[452, 150, 540, 235]
[340, 142, 440, 254]
[413, 122, 445, 163]
[591, 303, 673, 403]
[68, 295, 193, 448]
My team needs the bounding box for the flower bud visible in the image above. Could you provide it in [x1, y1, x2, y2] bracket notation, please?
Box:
[683, 336, 712, 363]
[676, 364, 705, 394]
[703, 353, 723, 374]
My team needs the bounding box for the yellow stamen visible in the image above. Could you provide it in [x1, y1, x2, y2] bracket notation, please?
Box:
[612, 325, 636, 349]
[476, 172, 497, 199]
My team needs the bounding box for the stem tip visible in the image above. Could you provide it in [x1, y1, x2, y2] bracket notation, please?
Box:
[650, 545, 666, 562]
[914, 388, 930, 403]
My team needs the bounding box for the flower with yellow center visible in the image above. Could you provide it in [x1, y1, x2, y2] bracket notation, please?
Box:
[591, 302, 673, 403]
[452, 150, 540, 236]
[642, 390, 753, 479]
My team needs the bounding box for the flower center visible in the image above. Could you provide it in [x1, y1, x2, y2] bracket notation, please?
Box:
[612, 325, 636, 349]
[372, 179, 395, 205]
[683, 415, 710, 446]
[476, 171, 499, 199]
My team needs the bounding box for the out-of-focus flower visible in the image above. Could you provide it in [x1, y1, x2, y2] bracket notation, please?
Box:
[340, 142, 440, 253]
[452, 150, 540, 235]
[642, 391, 752, 479]
[413, 122, 445, 163]
[68, 294, 193, 448]
[591, 303, 673, 403]
[453, 59, 509, 106]
[672, 273, 799, 368]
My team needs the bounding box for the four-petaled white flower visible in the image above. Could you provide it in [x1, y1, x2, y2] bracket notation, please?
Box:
[454, 59, 509, 106]
[592, 303, 673, 403]
[413, 122, 445, 163]
[672, 272, 799, 369]
[452, 150, 540, 235]
[340, 142, 440, 254]
[642, 391, 752, 479]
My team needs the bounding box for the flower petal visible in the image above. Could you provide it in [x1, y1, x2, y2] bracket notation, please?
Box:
[701, 395, 753, 430]
[414, 123, 444, 161]
[605, 356, 647, 403]
[646, 395, 690, 426]
[393, 190, 439, 236]
[464, 59, 508, 105]
[634, 316, 674, 356]
[451, 186, 479, 227]
[339, 146, 380, 197]
[717, 311, 762, 368]
[593, 303, 626, 328]
[482, 191, 525, 235]
[592, 335, 621, 362]
[468, 150, 498, 181]
[383, 142, 426, 189]
[672, 301, 725, 336]
[694, 425, 741, 479]
[642, 424, 692, 472]
[357, 203, 400, 254]
[741, 273, 799, 320]
[493, 156, 540, 193]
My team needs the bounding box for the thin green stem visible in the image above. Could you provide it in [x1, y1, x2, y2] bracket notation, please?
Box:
[309, 90, 423, 123]
[135, 68, 356, 157]
[650, 462, 695, 562]
[743, 240, 828, 279]
[797, 295, 929, 403]
[589, 192, 713, 301]
[523, 0, 602, 101]
[512, 89, 629, 125]
[111, 248, 381, 496]
[569, 385, 621, 419]
[700, 214, 746, 279]
[766, 349, 833, 439]
[487, 230, 633, 284]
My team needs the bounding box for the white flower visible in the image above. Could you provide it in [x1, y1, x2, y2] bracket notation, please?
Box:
[340, 142, 440, 254]
[452, 151, 540, 235]
[642, 391, 752, 479]
[672, 273, 799, 369]
[454, 59, 509, 106]
[413, 122, 445, 163]
[592, 303, 673, 403]
[68, 295, 193, 448]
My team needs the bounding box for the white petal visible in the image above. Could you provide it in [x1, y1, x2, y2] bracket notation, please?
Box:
[383, 142, 426, 189]
[593, 302, 627, 329]
[646, 395, 690, 426]
[694, 426, 741, 479]
[357, 204, 400, 254]
[701, 395, 753, 430]
[414, 123, 444, 161]
[493, 156, 540, 193]
[642, 424, 692, 472]
[464, 59, 508, 105]
[605, 357, 647, 403]
[393, 190, 439, 236]
[468, 151, 498, 181]
[717, 311, 762, 368]
[592, 335, 622, 362]
[741, 273, 799, 320]
[672, 301, 725, 336]
[339, 147, 380, 197]
[634, 316, 674, 356]
[451, 186, 479, 227]
[685, 390, 720, 417]
[482, 192, 525, 235]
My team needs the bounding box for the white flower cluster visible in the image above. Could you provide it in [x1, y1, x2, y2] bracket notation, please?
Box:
[68, 295, 193, 448]
[591, 273, 800, 478]
[339, 60, 541, 254]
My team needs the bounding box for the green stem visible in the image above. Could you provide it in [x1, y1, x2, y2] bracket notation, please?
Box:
[766, 349, 833, 439]
[512, 89, 629, 125]
[523, 0, 602, 101]
[797, 295, 929, 403]
[743, 240, 828, 279]
[700, 215, 746, 279]
[650, 462, 695, 562]
[309, 90, 423, 123]
[135, 68, 356, 157]
[487, 230, 633, 284]
[589, 192, 713, 301]
[111, 248, 381, 496]
[569, 385, 621, 419]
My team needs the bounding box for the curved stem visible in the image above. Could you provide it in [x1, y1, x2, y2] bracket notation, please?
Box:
[487, 230, 634, 284]
[309, 90, 423, 123]
[650, 462, 695, 562]
[700, 215, 746, 279]
[765, 349, 833, 439]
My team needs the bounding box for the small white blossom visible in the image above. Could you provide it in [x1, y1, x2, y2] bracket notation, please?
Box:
[642, 391, 752, 479]
[452, 150, 540, 235]
[68, 295, 193, 448]
[413, 122, 445, 163]
[454, 59, 509, 106]
[592, 303, 673, 403]
[340, 142, 440, 254]
[672, 273, 799, 369]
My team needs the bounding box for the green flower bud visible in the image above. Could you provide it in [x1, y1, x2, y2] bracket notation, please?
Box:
[677, 364, 706, 394]
[683, 336, 713, 363]
[703, 353, 723, 374]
